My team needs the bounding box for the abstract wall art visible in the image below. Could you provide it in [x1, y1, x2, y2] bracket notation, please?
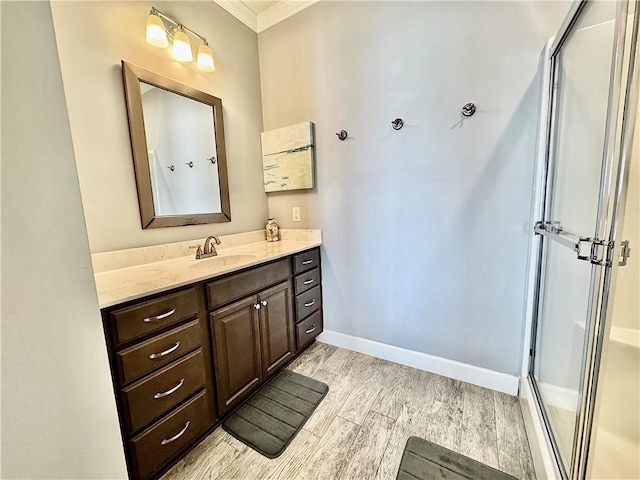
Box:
[261, 121, 315, 193]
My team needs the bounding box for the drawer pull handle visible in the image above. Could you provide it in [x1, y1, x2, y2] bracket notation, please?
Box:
[302, 260, 313, 265]
[160, 421, 190, 445]
[154, 378, 185, 399]
[261, 300, 268, 306]
[143, 308, 176, 323]
[149, 341, 181, 359]
[303, 279, 314, 285]
[304, 299, 315, 308]
[305, 325, 317, 334]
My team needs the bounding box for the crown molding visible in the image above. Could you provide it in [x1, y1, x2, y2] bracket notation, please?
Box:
[257, 0, 320, 33]
[214, 0, 258, 32]
[213, 0, 319, 34]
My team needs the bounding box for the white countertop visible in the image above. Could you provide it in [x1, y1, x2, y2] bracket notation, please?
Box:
[93, 230, 321, 309]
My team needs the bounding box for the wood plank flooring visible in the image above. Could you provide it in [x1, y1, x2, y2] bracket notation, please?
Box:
[162, 342, 535, 480]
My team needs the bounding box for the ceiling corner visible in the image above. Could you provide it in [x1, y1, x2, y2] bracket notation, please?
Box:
[256, 0, 320, 33]
[214, 0, 258, 32]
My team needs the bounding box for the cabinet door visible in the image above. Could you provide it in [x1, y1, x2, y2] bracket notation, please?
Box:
[210, 296, 262, 414]
[258, 281, 295, 379]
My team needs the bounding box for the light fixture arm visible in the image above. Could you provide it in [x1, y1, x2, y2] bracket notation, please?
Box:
[150, 7, 208, 45]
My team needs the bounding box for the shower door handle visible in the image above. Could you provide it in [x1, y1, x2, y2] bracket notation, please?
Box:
[619, 240, 631, 266]
[534, 221, 614, 267]
[534, 221, 582, 252]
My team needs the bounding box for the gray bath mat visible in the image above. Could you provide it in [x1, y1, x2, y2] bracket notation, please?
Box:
[397, 437, 517, 480]
[222, 370, 329, 458]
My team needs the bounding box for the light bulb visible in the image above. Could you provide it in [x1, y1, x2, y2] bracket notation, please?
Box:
[197, 42, 215, 72]
[171, 29, 193, 63]
[145, 11, 168, 48]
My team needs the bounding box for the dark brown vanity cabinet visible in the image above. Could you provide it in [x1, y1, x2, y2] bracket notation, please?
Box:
[101, 247, 322, 479]
[102, 287, 216, 480]
[208, 263, 295, 415]
[209, 295, 263, 414]
[259, 281, 295, 378]
[292, 250, 323, 349]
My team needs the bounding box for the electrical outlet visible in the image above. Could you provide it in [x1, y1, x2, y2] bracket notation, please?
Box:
[292, 206, 301, 222]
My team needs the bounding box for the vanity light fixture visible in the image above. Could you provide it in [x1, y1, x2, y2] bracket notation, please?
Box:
[171, 27, 193, 63]
[145, 7, 215, 72]
[145, 10, 169, 48]
[197, 42, 216, 72]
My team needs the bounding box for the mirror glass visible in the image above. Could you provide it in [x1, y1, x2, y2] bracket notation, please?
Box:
[122, 61, 231, 229]
[141, 82, 221, 216]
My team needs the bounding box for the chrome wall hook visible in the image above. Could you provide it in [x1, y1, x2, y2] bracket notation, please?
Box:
[392, 118, 404, 130]
[185, 161, 194, 168]
[167, 165, 175, 171]
[336, 130, 348, 141]
[461, 103, 477, 117]
[207, 156, 217, 164]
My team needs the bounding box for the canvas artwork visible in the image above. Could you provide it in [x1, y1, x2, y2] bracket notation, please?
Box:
[261, 122, 315, 192]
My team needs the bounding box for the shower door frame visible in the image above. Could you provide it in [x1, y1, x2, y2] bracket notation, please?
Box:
[527, 1, 640, 479]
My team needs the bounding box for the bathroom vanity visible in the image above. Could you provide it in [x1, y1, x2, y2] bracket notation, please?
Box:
[95, 234, 323, 479]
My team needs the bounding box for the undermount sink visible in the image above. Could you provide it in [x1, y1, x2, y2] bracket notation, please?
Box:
[189, 253, 257, 269]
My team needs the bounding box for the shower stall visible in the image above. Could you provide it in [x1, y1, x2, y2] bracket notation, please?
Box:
[524, 1, 639, 479]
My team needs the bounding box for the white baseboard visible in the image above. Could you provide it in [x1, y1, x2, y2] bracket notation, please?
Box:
[316, 330, 519, 395]
[520, 376, 561, 480]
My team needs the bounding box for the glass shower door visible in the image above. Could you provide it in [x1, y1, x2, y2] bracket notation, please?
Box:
[587, 133, 639, 479]
[529, 1, 635, 478]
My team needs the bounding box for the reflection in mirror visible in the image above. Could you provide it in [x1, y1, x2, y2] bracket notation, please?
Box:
[141, 82, 221, 216]
[122, 61, 231, 229]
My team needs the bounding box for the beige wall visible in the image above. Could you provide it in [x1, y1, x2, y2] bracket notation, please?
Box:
[50, 1, 267, 253]
[258, 1, 570, 374]
[1, 2, 127, 477]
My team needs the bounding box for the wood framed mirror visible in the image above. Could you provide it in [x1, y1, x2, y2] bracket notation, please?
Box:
[122, 61, 231, 229]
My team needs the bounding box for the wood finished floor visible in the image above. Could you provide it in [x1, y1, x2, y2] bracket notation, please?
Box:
[162, 342, 535, 480]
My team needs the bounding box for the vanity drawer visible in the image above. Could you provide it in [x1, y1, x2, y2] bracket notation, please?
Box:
[296, 311, 323, 349]
[293, 249, 320, 275]
[206, 258, 290, 310]
[130, 390, 208, 480]
[111, 288, 199, 345]
[122, 348, 206, 433]
[116, 320, 202, 385]
[294, 268, 320, 295]
[295, 285, 321, 321]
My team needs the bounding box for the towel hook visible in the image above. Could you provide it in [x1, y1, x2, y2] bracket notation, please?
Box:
[167, 165, 175, 171]
[461, 103, 477, 117]
[392, 118, 404, 130]
[185, 161, 194, 168]
[207, 156, 217, 164]
[336, 130, 348, 141]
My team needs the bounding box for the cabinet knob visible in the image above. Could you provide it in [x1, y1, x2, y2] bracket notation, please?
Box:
[254, 303, 261, 310]
[261, 300, 268, 306]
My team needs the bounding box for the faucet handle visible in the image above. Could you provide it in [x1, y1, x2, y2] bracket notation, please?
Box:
[189, 244, 203, 259]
